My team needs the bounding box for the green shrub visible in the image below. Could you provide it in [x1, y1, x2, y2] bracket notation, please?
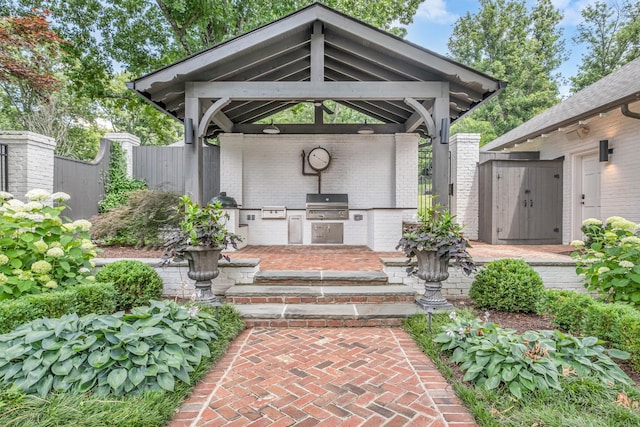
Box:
[469, 259, 544, 312]
[0, 190, 98, 300]
[571, 216, 640, 307]
[0, 282, 117, 333]
[91, 189, 181, 248]
[0, 300, 219, 397]
[95, 260, 163, 311]
[435, 313, 631, 399]
[536, 290, 594, 333]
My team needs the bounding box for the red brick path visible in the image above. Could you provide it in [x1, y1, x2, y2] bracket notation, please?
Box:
[170, 328, 477, 426]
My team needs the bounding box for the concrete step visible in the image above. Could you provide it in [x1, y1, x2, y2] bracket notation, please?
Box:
[233, 303, 423, 328]
[253, 270, 388, 285]
[226, 284, 415, 304]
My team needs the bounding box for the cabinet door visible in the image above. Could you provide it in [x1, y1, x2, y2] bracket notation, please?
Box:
[496, 164, 528, 240]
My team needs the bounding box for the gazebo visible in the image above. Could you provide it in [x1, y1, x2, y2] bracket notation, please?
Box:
[127, 3, 503, 249]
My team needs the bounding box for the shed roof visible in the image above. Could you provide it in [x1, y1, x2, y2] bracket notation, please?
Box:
[484, 56, 640, 151]
[127, 3, 504, 137]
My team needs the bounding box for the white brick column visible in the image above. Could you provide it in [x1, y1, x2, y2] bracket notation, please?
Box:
[394, 133, 419, 208]
[449, 133, 480, 240]
[219, 134, 244, 207]
[0, 131, 56, 200]
[104, 133, 140, 177]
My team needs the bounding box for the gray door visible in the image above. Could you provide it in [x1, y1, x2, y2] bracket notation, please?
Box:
[528, 163, 562, 240]
[288, 216, 303, 244]
[496, 164, 528, 240]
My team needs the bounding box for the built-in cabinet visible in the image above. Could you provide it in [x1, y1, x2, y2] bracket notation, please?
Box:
[479, 159, 562, 244]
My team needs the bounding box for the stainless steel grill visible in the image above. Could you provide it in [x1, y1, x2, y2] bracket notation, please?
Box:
[305, 193, 349, 220]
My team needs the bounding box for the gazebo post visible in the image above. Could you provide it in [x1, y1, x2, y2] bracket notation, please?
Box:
[184, 88, 204, 205]
[432, 86, 450, 209]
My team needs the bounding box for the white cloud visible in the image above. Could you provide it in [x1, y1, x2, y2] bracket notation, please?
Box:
[416, 0, 458, 24]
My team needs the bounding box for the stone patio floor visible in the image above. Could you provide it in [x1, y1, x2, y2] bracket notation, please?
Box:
[170, 243, 572, 426]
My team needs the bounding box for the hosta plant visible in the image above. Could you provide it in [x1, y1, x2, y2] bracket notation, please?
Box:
[0, 300, 219, 397]
[0, 190, 97, 300]
[572, 216, 640, 306]
[435, 312, 631, 399]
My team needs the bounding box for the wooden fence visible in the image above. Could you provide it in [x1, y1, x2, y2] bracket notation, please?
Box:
[53, 141, 221, 220]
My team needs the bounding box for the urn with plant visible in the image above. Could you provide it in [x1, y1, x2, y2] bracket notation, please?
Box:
[397, 204, 475, 310]
[161, 195, 240, 301]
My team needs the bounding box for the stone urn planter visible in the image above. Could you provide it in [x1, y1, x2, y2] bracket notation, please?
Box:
[414, 249, 454, 311]
[185, 246, 223, 302]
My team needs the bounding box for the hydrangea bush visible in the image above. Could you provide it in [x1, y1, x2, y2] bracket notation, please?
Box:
[571, 216, 640, 306]
[0, 190, 97, 300]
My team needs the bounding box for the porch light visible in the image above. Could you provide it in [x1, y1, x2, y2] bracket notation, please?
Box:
[263, 120, 280, 134]
[357, 120, 374, 134]
[599, 140, 613, 162]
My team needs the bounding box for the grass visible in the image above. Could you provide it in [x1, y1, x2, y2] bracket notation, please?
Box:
[0, 304, 245, 427]
[405, 312, 640, 427]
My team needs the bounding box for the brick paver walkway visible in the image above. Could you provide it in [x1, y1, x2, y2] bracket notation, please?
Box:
[170, 328, 476, 427]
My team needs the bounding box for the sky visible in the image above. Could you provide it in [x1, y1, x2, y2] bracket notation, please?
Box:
[404, 0, 610, 97]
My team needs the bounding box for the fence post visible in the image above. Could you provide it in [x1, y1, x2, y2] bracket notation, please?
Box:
[104, 133, 140, 177]
[0, 131, 56, 200]
[449, 133, 480, 240]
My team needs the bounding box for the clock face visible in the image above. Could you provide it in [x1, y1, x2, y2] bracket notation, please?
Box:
[308, 147, 331, 171]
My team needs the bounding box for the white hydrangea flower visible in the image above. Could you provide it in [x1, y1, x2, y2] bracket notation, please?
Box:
[71, 219, 92, 232]
[23, 201, 43, 211]
[18, 271, 33, 280]
[582, 218, 603, 226]
[0, 254, 9, 265]
[619, 261, 634, 269]
[621, 236, 640, 245]
[81, 240, 95, 250]
[46, 247, 65, 258]
[85, 276, 95, 281]
[605, 216, 625, 226]
[89, 260, 95, 268]
[26, 213, 44, 222]
[0, 191, 13, 200]
[31, 260, 52, 274]
[594, 252, 605, 258]
[49, 242, 62, 248]
[79, 267, 91, 274]
[570, 240, 585, 248]
[44, 281, 58, 289]
[25, 189, 51, 201]
[38, 274, 51, 283]
[12, 211, 30, 219]
[0, 273, 7, 284]
[597, 267, 610, 275]
[50, 192, 71, 202]
[33, 240, 48, 253]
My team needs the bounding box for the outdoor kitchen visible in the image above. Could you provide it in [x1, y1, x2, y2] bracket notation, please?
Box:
[217, 133, 419, 251]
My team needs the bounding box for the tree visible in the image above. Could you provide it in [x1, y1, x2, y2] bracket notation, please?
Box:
[447, 0, 566, 144]
[570, 1, 640, 92]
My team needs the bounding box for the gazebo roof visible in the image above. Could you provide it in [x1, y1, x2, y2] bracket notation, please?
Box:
[128, 3, 504, 137]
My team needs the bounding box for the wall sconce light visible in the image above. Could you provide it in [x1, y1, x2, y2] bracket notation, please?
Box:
[599, 139, 613, 162]
[262, 120, 280, 134]
[440, 117, 449, 144]
[184, 118, 194, 144]
[357, 120, 374, 134]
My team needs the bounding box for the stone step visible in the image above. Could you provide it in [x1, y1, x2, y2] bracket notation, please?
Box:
[233, 303, 423, 328]
[225, 285, 416, 304]
[253, 270, 388, 285]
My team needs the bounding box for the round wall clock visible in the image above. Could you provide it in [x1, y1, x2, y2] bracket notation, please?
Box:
[308, 147, 331, 171]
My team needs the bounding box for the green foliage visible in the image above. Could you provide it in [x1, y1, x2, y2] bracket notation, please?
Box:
[448, 0, 565, 139]
[434, 312, 631, 400]
[470, 259, 544, 312]
[572, 216, 640, 306]
[91, 189, 181, 248]
[162, 195, 240, 263]
[536, 290, 594, 333]
[0, 282, 116, 334]
[98, 142, 146, 212]
[570, 1, 640, 92]
[95, 261, 163, 311]
[0, 190, 97, 300]
[397, 204, 476, 275]
[0, 300, 220, 398]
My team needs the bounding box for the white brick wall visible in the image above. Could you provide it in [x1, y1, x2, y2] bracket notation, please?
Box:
[1, 131, 55, 199]
[394, 133, 419, 208]
[507, 101, 640, 243]
[104, 133, 140, 177]
[449, 134, 480, 240]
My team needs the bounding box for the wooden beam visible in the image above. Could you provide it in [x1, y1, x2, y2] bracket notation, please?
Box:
[198, 98, 232, 137]
[188, 81, 445, 100]
[234, 123, 405, 134]
[311, 21, 324, 82]
[403, 97, 436, 136]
